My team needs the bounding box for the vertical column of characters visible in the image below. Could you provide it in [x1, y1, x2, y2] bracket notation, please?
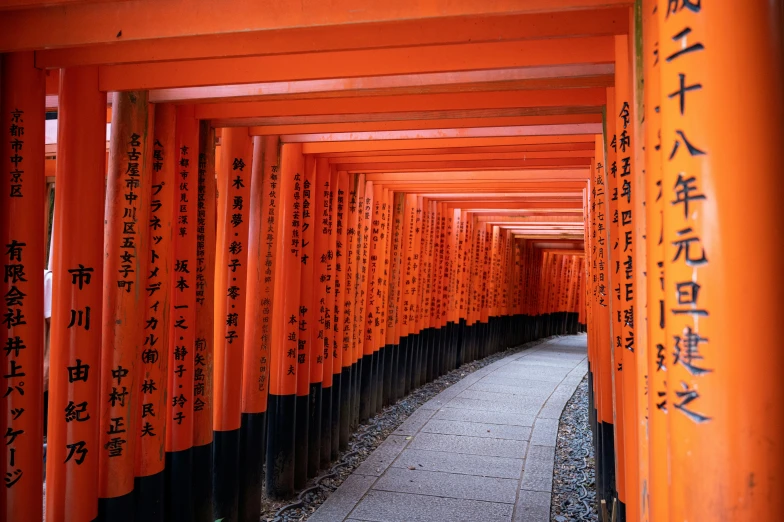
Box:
[400, 195, 417, 392]
[348, 174, 364, 430]
[45, 66, 105, 522]
[0, 51, 45, 522]
[328, 170, 343, 456]
[413, 197, 430, 383]
[606, 86, 628, 513]
[133, 104, 173, 522]
[335, 171, 352, 448]
[293, 156, 314, 489]
[163, 106, 199, 521]
[322, 167, 338, 462]
[192, 121, 216, 521]
[428, 202, 443, 375]
[441, 207, 454, 367]
[642, 3, 668, 520]
[307, 158, 326, 475]
[98, 91, 153, 520]
[616, 34, 640, 520]
[212, 126, 252, 518]
[420, 199, 435, 381]
[409, 196, 424, 384]
[266, 143, 303, 498]
[387, 193, 405, 400]
[358, 180, 375, 420]
[341, 175, 358, 427]
[381, 189, 397, 400]
[456, 210, 468, 364]
[366, 183, 383, 413]
[657, 1, 784, 517]
[595, 135, 617, 508]
[238, 135, 278, 519]
[314, 163, 335, 466]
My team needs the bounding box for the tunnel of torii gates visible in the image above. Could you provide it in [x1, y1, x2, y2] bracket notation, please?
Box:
[0, 1, 782, 522]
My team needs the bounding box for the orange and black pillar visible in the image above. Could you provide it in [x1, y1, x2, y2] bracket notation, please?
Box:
[0, 51, 45, 522]
[266, 143, 303, 498]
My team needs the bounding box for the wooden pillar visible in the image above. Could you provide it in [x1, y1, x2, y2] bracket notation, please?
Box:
[323, 167, 338, 462]
[239, 135, 278, 519]
[163, 106, 200, 521]
[98, 90, 153, 520]
[310, 159, 330, 471]
[642, 1, 667, 519]
[46, 65, 105, 522]
[134, 102, 174, 522]
[335, 171, 352, 449]
[592, 135, 616, 508]
[385, 192, 403, 402]
[213, 126, 252, 517]
[328, 169, 342, 459]
[266, 143, 303, 498]
[292, 155, 315, 489]
[348, 175, 363, 429]
[659, 1, 784, 518]
[192, 120, 216, 522]
[0, 51, 45, 522]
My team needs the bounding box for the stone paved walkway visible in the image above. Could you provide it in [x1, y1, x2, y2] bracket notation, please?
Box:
[310, 334, 588, 522]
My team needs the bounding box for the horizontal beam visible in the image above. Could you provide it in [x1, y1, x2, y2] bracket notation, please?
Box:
[331, 150, 595, 164]
[336, 157, 591, 172]
[149, 65, 613, 104]
[319, 142, 596, 157]
[2, 0, 631, 51]
[302, 134, 599, 154]
[364, 170, 589, 181]
[203, 88, 605, 122]
[33, 9, 628, 66]
[247, 114, 602, 136]
[98, 37, 614, 91]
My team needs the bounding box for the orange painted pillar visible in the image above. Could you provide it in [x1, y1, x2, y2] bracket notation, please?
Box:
[422, 201, 438, 378]
[358, 179, 376, 420]
[659, 1, 784, 518]
[376, 188, 392, 405]
[311, 159, 332, 470]
[134, 103, 174, 522]
[329, 171, 345, 456]
[347, 174, 362, 428]
[266, 143, 303, 498]
[642, 2, 668, 520]
[99, 90, 153, 520]
[365, 184, 382, 413]
[213, 126, 252, 517]
[615, 33, 640, 522]
[193, 120, 216, 522]
[46, 66, 105, 522]
[605, 85, 627, 514]
[293, 155, 315, 488]
[411, 196, 426, 387]
[239, 135, 278, 517]
[429, 202, 445, 373]
[324, 167, 339, 461]
[336, 171, 353, 447]
[163, 106, 200, 521]
[388, 192, 405, 399]
[383, 192, 401, 402]
[592, 134, 617, 508]
[0, 51, 45, 522]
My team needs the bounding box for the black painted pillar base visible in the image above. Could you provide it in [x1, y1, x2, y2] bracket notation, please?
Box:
[307, 382, 322, 477]
[239, 412, 267, 521]
[330, 372, 341, 460]
[293, 395, 309, 490]
[214, 429, 241, 520]
[383, 343, 396, 406]
[192, 442, 213, 522]
[359, 352, 373, 421]
[165, 448, 194, 522]
[397, 336, 408, 400]
[265, 394, 296, 499]
[135, 469, 165, 522]
[339, 365, 352, 450]
[319, 386, 332, 469]
[98, 488, 135, 522]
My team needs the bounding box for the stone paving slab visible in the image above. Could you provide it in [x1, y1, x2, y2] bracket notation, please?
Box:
[373, 467, 519, 503]
[391, 448, 523, 479]
[311, 335, 588, 522]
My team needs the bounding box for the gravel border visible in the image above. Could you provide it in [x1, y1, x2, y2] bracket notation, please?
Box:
[260, 336, 552, 521]
[550, 376, 598, 522]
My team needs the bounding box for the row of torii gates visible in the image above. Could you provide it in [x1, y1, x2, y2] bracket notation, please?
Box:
[1, 1, 783, 522]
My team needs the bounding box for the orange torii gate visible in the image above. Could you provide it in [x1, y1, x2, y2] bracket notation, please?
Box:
[1, 2, 783, 522]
